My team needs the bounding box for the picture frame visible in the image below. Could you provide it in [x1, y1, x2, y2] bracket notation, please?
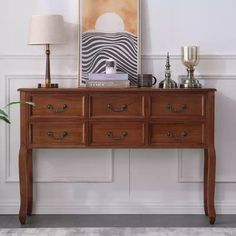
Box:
[78, 0, 141, 87]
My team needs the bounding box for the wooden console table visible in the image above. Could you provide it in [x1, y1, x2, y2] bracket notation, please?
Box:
[18, 88, 216, 224]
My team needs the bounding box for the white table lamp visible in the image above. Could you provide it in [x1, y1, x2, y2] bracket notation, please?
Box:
[28, 15, 66, 88]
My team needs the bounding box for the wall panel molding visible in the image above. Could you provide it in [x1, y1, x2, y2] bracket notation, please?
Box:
[178, 72, 236, 183]
[0, 54, 77, 61]
[5, 74, 236, 184]
[142, 54, 236, 61]
[180, 75, 236, 81]
[2, 54, 236, 61]
[4, 75, 113, 183]
[178, 150, 236, 183]
[178, 155, 236, 183]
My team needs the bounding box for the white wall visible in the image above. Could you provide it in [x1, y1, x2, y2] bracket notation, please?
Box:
[1, 0, 236, 214]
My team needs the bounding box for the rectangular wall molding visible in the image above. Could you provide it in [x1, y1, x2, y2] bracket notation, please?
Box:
[178, 73, 236, 183]
[178, 150, 236, 183]
[142, 54, 236, 61]
[4, 75, 113, 183]
[5, 74, 236, 184]
[177, 150, 236, 183]
[2, 54, 236, 61]
[0, 54, 76, 61]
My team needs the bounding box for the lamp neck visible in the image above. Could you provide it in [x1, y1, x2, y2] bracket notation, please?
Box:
[45, 44, 51, 86]
[46, 44, 50, 55]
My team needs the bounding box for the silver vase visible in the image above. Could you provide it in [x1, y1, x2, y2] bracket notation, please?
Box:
[159, 52, 178, 89]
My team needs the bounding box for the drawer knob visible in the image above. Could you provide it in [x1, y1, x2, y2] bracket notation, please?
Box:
[107, 104, 128, 112]
[47, 131, 68, 140]
[166, 104, 187, 113]
[167, 131, 188, 140]
[106, 131, 128, 140]
[47, 104, 68, 113]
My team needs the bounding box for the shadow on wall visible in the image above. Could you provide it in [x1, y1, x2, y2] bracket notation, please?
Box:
[49, 22, 78, 77]
[140, 0, 154, 74]
[205, 78, 236, 185]
[204, 78, 236, 149]
[215, 91, 236, 201]
[214, 91, 236, 154]
[51, 22, 78, 55]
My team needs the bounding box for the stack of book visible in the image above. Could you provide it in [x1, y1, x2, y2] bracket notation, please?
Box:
[86, 73, 130, 87]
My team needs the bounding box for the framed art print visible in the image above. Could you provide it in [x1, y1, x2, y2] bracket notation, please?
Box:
[78, 0, 141, 86]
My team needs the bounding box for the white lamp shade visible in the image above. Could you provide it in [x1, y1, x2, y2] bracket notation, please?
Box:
[28, 15, 66, 45]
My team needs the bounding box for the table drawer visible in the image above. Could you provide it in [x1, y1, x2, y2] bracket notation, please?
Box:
[90, 122, 145, 146]
[150, 94, 205, 117]
[90, 95, 145, 118]
[30, 122, 85, 146]
[150, 123, 205, 145]
[31, 95, 85, 117]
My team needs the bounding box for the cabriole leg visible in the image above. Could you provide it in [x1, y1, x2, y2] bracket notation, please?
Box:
[19, 146, 28, 224]
[206, 147, 216, 224]
[27, 149, 33, 216]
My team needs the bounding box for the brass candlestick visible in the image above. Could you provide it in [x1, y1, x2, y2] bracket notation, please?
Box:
[180, 46, 202, 88]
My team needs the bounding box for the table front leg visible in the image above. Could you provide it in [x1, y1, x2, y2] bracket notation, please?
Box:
[27, 149, 33, 216]
[206, 147, 216, 224]
[19, 146, 28, 224]
[204, 149, 209, 216]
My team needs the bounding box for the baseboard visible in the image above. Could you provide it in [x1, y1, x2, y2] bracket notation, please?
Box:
[1, 201, 236, 214]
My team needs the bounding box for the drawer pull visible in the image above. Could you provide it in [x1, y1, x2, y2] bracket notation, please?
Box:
[47, 104, 68, 113]
[47, 131, 68, 140]
[167, 131, 188, 140]
[166, 104, 187, 113]
[106, 131, 128, 140]
[107, 104, 128, 112]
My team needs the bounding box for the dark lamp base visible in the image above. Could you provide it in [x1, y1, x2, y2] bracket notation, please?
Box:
[38, 83, 59, 88]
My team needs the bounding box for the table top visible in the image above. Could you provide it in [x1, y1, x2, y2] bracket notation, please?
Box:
[18, 87, 217, 93]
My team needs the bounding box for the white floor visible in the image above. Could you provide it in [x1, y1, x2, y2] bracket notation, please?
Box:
[0, 228, 236, 236]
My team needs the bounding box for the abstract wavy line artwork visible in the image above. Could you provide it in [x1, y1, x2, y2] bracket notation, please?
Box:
[79, 0, 140, 85]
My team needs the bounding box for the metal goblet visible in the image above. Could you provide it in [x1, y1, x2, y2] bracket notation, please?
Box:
[180, 46, 202, 88]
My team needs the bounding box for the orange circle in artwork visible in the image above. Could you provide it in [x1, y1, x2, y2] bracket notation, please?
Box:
[82, 0, 138, 35]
